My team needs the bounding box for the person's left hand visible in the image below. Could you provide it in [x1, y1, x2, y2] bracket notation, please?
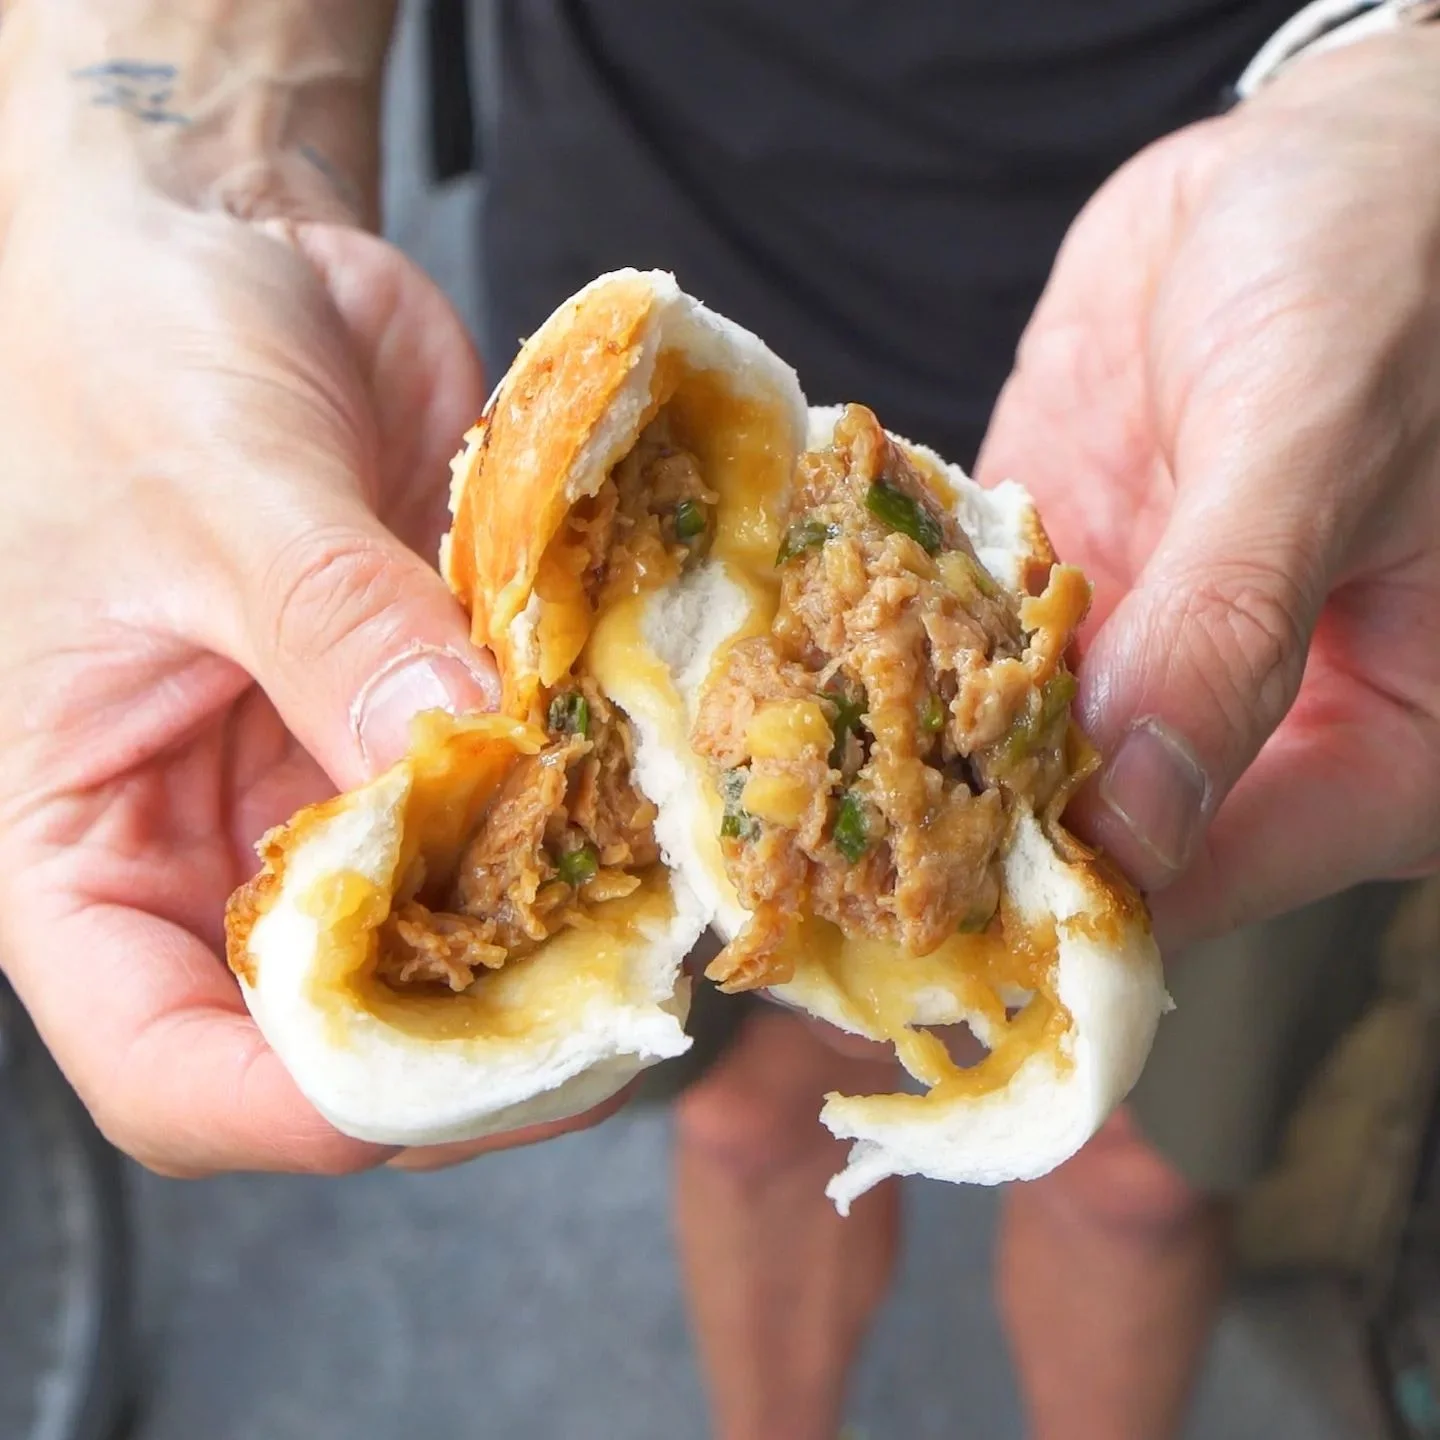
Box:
[976, 32, 1440, 949]
[0, 149, 626, 1178]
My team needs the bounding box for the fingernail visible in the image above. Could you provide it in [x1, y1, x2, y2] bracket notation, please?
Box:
[354, 647, 498, 772]
[1097, 718, 1211, 879]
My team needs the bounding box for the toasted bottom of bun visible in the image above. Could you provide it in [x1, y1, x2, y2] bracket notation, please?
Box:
[230, 719, 702, 1147]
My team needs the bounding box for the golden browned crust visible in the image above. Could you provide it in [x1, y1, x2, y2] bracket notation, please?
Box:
[223, 814, 312, 984]
[224, 855, 276, 985]
[445, 272, 668, 718]
[1019, 501, 1060, 596]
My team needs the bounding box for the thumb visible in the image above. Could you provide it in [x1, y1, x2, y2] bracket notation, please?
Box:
[1076, 472, 1328, 896]
[227, 493, 498, 790]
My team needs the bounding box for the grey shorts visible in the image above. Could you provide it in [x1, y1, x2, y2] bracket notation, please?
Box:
[634, 884, 1406, 1195]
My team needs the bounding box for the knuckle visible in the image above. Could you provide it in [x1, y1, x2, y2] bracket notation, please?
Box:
[267, 527, 414, 666]
[1172, 559, 1312, 735]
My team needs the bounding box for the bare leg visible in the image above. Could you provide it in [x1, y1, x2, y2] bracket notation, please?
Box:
[999, 1108, 1232, 1440]
[672, 1007, 901, 1440]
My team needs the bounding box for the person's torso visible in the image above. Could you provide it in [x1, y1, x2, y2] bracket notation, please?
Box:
[479, 0, 1294, 462]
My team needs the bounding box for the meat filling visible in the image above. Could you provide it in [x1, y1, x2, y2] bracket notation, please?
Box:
[693, 404, 1091, 993]
[557, 410, 718, 610]
[374, 416, 714, 994]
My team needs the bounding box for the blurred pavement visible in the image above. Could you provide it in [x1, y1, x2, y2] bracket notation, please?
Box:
[126, 1108, 1385, 1439]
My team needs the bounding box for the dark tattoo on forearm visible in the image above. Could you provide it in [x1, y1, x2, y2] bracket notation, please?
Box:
[70, 61, 189, 125]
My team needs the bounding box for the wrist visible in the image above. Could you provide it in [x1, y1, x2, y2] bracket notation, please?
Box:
[0, 0, 396, 228]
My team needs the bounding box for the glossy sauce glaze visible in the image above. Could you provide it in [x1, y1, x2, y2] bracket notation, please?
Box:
[775, 901, 1072, 1100]
[303, 860, 678, 1045]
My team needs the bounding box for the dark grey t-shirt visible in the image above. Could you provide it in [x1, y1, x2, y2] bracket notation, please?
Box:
[480, 1, 1292, 464]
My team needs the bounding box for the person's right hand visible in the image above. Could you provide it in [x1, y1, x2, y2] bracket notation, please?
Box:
[975, 34, 1440, 947]
[0, 144, 625, 1176]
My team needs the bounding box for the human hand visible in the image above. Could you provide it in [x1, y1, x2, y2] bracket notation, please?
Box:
[0, 144, 628, 1177]
[976, 33, 1440, 948]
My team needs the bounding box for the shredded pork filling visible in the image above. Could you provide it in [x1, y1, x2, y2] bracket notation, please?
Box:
[375, 415, 714, 994]
[694, 404, 1091, 993]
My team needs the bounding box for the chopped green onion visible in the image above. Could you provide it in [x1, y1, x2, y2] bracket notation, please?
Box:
[825, 684, 868, 768]
[922, 693, 947, 732]
[547, 690, 590, 739]
[556, 843, 599, 887]
[775, 517, 838, 565]
[1004, 672, 1078, 761]
[1038, 671, 1078, 731]
[865, 480, 944, 555]
[720, 768, 760, 842]
[674, 499, 707, 543]
[833, 789, 871, 863]
[957, 550, 1001, 599]
[720, 767, 747, 808]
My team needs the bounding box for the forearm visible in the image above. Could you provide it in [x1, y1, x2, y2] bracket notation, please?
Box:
[0, 0, 398, 225]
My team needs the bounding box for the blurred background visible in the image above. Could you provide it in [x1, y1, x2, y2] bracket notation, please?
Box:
[6, 4, 1440, 1438]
